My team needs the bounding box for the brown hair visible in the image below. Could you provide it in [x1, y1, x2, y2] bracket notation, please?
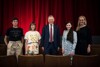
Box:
[29, 22, 36, 31]
[12, 17, 18, 21]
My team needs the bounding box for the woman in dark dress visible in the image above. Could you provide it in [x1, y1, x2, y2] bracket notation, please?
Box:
[75, 16, 92, 55]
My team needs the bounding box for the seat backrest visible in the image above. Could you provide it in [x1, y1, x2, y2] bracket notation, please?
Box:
[0, 44, 7, 55]
[72, 55, 99, 67]
[45, 55, 71, 67]
[91, 45, 100, 67]
[18, 54, 44, 67]
[91, 45, 100, 56]
[0, 55, 17, 67]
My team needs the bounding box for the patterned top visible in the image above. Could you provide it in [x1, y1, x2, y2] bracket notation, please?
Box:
[62, 30, 77, 56]
[24, 31, 41, 43]
[24, 31, 41, 55]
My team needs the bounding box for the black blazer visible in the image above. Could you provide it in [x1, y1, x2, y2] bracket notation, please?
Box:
[41, 24, 61, 49]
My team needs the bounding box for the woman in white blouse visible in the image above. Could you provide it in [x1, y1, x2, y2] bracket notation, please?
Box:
[62, 22, 77, 56]
[24, 22, 41, 55]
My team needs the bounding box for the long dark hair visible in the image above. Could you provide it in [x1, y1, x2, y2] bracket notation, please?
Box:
[66, 23, 73, 44]
[29, 22, 36, 31]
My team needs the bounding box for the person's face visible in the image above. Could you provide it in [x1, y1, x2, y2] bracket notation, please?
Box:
[48, 16, 55, 24]
[31, 24, 35, 31]
[66, 23, 72, 30]
[79, 17, 86, 26]
[12, 20, 18, 26]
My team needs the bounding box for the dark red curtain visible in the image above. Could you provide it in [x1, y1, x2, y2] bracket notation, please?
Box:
[0, 0, 99, 36]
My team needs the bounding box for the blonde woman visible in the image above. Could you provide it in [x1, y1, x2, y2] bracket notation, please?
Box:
[75, 16, 92, 55]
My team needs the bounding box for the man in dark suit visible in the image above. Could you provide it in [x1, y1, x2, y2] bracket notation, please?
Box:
[41, 15, 61, 55]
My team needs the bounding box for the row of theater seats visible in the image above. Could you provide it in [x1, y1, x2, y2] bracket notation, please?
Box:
[0, 55, 100, 67]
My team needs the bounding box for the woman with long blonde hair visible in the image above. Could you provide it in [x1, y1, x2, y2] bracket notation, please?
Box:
[76, 16, 87, 31]
[75, 16, 92, 55]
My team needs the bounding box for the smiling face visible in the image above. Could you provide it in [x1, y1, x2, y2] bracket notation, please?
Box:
[48, 15, 55, 24]
[78, 16, 87, 26]
[31, 24, 36, 31]
[66, 23, 72, 30]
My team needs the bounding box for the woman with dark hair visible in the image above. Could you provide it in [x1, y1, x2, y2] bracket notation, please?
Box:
[24, 22, 41, 55]
[62, 22, 77, 56]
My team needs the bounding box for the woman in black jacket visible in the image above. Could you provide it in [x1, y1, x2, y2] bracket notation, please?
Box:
[75, 16, 92, 55]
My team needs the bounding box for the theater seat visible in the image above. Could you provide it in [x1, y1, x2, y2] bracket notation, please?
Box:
[91, 45, 100, 67]
[91, 45, 100, 56]
[72, 55, 99, 67]
[0, 55, 17, 67]
[0, 44, 7, 55]
[18, 54, 44, 67]
[45, 55, 71, 67]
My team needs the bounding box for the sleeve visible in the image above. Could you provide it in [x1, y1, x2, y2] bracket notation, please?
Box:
[72, 31, 77, 51]
[62, 30, 65, 49]
[56, 26, 61, 48]
[24, 32, 28, 40]
[21, 28, 24, 36]
[40, 26, 45, 47]
[37, 32, 41, 40]
[87, 28, 92, 44]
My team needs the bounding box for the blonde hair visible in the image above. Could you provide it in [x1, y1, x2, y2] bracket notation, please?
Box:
[76, 16, 87, 31]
